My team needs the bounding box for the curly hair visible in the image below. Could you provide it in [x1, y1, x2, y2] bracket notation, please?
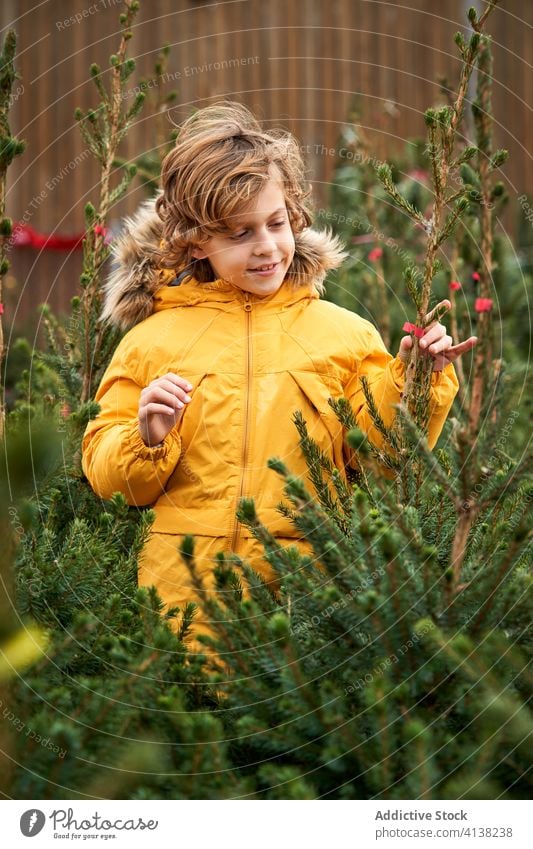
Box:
[155, 101, 314, 282]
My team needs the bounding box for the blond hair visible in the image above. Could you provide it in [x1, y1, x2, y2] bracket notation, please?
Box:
[155, 101, 313, 281]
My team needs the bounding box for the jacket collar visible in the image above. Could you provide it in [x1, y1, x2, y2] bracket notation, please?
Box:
[152, 274, 319, 314]
[102, 194, 347, 329]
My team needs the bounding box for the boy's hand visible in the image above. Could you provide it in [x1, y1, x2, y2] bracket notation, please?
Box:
[138, 373, 193, 446]
[398, 299, 478, 372]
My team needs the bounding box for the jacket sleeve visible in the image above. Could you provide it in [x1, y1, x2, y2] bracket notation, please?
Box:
[81, 345, 182, 507]
[343, 322, 459, 460]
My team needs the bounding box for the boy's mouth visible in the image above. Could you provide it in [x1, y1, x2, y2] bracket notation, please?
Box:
[248, 261, 280, 275]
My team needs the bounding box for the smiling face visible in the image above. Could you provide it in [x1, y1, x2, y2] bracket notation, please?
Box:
[191, 176, 296, 297]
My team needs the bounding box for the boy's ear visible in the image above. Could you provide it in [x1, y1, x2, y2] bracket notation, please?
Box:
[191, 246, 207, 260]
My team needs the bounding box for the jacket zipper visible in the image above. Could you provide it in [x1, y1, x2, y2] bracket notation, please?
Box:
[229, 292, 253, 553]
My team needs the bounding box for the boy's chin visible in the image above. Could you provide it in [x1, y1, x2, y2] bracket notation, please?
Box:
[237, 266, 288, 296]
[241, 278, 285, 297]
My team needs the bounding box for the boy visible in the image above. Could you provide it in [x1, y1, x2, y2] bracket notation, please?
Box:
[82, 102, 475, 647]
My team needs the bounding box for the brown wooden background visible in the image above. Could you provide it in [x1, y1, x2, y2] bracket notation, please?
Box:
[2, 0, 531, 335]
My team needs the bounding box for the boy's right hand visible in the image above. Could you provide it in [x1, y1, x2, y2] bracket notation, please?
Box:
[138, 373, 193, 446]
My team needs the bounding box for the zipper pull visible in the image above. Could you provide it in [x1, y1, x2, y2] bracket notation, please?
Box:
[243, 292, 252, 312]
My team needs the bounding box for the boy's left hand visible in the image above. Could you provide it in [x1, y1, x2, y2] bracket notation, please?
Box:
[398, 299, 478, 372]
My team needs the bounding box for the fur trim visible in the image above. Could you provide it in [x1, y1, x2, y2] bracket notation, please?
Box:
[289, 227, 348, 294]
[103, 195, 348, 330]
[101, 197, 166, 329]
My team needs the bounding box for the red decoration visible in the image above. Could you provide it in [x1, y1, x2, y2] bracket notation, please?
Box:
[0, 303, 4, 315]
[408, 169, 429, 182]
[368, 247, 383, 262]
[449, 280, 462, 291]
[475, 298, 493, 312]
[472, 271, 481, 281]
[402, 321, 425, 339]
[94, 224, 111, 244]
[11, 223, 84, 251]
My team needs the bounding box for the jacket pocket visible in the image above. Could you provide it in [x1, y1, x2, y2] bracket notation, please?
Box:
[286, 370, 347, 473]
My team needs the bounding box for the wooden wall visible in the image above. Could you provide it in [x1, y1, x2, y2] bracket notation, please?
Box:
[2, 0, 531, 333]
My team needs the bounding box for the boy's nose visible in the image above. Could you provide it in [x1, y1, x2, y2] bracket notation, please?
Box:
[252, 232, 277, 254]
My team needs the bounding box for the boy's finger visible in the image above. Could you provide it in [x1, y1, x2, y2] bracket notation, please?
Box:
[160, 372, 194, 391]
[447, 336, 478, 357]
[397, 335, 413, 362]
[424, 299, 451, 326]
[147, 388, 186, 409]
[155, 379, 191, 402]
[424, 335, 453, 355]
[399, 336, 413, 349]
[419, 324, 446, 348]
[140, 402, 180, 418]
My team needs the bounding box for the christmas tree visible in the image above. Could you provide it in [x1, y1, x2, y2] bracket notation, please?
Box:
[169, 0, 531, 799]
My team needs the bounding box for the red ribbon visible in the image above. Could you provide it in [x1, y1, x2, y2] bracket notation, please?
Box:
[475, 297, 493, 312]
[402, 321, 425, 338]
[11, 223, 84, 251]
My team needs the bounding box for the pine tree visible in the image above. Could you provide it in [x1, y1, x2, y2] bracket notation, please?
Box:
[175, 1, 532, 799]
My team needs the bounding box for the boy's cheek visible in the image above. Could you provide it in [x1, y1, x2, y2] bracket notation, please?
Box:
[285, 238, 296, 265]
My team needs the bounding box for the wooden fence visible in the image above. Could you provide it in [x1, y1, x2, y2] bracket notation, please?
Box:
[2, 0, 531, 332]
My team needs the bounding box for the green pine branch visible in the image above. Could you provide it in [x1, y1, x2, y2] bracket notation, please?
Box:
[0, 31, 25, 440]
[75, 0, 144, 406]
[372, 3, 500, 469]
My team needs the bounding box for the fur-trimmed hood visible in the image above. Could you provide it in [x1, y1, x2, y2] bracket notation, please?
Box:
[102, 196, 348, 330]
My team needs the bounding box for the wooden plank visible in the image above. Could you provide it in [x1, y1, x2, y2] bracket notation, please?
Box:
[285, 0, 300, 139]
[2, 0, 530, 328]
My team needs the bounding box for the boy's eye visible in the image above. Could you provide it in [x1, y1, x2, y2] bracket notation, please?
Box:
[230, 220, 286, 240]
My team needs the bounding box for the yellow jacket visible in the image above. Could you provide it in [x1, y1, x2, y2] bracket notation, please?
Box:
[82, 199, 458, 641]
